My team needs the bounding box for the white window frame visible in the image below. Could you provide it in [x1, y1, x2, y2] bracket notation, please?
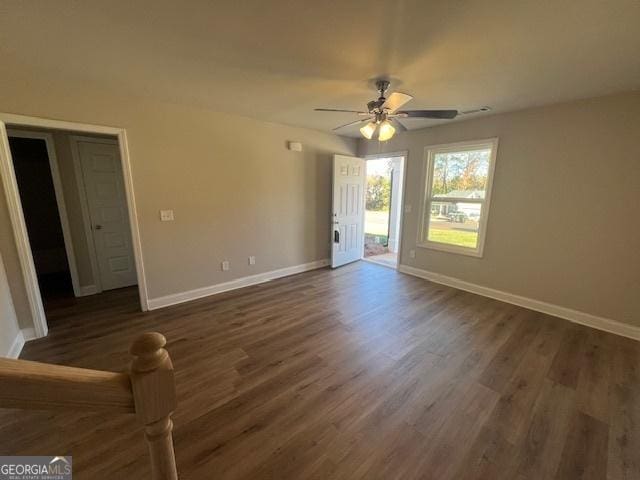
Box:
[418, 138, 499, 258]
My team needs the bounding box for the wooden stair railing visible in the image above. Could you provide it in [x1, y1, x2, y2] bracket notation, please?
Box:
[0, 332, 178, 480]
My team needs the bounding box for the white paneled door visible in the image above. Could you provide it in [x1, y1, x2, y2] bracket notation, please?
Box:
[78, 140, 137, 290]
[331, 155, 365, 268]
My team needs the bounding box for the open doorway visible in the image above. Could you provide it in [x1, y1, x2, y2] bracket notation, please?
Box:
[7, 132, 77, 303]
[0, 116, 147, 338]
[363, 155, 405, 268]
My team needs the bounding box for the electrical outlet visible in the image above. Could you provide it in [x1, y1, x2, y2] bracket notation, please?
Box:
[409, 249, 416, 258]
[404, 204, 412, 213]
[160, 209, 174, 221]
[221, 260, 230, 271]
[248, 256, 256, 265]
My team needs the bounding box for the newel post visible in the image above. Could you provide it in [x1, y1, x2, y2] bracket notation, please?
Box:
[130, 332, 178, 480]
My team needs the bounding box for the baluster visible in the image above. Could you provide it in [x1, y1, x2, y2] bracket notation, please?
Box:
[130, 332, 178, 480]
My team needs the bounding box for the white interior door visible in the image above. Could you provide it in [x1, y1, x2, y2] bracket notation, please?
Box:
[332, 155, 365, 268]
[78, 140, 137, 290]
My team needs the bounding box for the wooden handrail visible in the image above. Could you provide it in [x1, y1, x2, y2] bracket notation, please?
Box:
[0, 332, 178, 480]
[0, 358, 134, 412]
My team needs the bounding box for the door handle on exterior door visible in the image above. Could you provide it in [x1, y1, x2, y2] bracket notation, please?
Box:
[94, 224, 103, 230]
[334, 230, 340, 243]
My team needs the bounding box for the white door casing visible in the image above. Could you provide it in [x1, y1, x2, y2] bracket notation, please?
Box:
[0, 113, 149, 340]
[6, 129, 84, 297]
[77, 140, 138, 290]
[331, 155, 365, 268]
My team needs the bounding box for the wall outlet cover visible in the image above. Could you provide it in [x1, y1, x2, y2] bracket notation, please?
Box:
[160, 209, 174, 221]
[249, 256, 256, 265]
[221, 260, 230, 271]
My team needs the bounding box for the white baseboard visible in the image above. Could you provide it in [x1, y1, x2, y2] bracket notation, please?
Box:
[148, 259, 330, 310]
[5, 330, 25, 358]
[21, 327, 37, 341]
[4, 328, 43, 358]
[398, 264, 640, 341]
[79, 285, 99, 296]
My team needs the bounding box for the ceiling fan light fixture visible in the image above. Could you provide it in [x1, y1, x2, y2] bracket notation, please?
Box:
[360, 122, 377, 139]
[377, 120, 395, 141]
[315, 79, 460, 136]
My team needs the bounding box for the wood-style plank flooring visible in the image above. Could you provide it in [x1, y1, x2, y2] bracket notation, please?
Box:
[1, 262, 639, 479]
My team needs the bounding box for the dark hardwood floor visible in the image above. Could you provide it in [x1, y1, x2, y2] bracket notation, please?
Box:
[1, 261, 639, 479]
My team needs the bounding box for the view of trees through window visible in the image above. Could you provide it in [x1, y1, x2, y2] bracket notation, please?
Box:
[365, 159, 392, 256]
[424, 147, 492, 251]
[432, 149, 489, 196]
[366, 173, 391, 211]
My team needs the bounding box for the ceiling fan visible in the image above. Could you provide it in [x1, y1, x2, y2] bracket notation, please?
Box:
[315, 80, 459, 141]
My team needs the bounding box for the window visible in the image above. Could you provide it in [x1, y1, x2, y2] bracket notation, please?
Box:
[418, 138, 498, 257]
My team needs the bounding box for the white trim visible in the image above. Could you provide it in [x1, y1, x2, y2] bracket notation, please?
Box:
[398, 264, 640, 341]
[395, 154, 408, 268]
[3, 327, 38, 358]
[68, 135, 119, 294]
[362, 150, 409, 160]
[0, 113, 149, 339]
[0, 123, 48, 337]
[117, 128, 148, 310]
[363, 151, 408, 270]
[148, 259, 330, 310]
[6, 129, 83, 297]
[5, 330, 25, 359]
[417, 138, 499, 258]
[361, 256, 397, 270]
[79, 284, 99, 296]
[0, 114, 124, 136]
[21, 327, 37, 341]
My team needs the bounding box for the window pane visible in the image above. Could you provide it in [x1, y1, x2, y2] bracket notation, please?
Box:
[426, 202, 482, 249]
[431, 148, 491, 200]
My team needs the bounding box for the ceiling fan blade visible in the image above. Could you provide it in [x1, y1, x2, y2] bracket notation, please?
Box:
[396, 109, 458, 119]
[332, 117, 374, 131]
[391, 118, 408, 132]
[315, 108, 369, 115]
[382, 92, 413, 113]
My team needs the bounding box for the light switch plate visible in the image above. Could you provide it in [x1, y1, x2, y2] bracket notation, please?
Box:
[160, 209, 174, 221]
[248, 256, 256, 265]
[404, 205, 412, 213]
[221, 261, 230, 271]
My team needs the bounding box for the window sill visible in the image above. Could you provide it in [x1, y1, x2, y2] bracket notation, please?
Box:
[416, 241, 484, 258]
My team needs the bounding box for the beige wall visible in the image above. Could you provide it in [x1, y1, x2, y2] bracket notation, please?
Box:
[0, 80, 356, 330]
[359, 92, 640, 327]
[0, 253, 20, 356]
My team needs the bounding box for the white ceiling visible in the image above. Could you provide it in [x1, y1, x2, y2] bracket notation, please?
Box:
[1, 0, 639, 136]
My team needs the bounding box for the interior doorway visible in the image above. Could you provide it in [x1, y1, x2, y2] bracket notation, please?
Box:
[7, 131, 77, 301]
[363, 155, 405, 268]
[0, 115, 147, 338]
[7, 128, 139, 315]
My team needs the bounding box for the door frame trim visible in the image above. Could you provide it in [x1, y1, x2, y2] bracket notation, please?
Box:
[68, 135, 120, 294]
[0, 113, 149, 338]
[6, 129, 85, 298]
[363, 151, 408, 270]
